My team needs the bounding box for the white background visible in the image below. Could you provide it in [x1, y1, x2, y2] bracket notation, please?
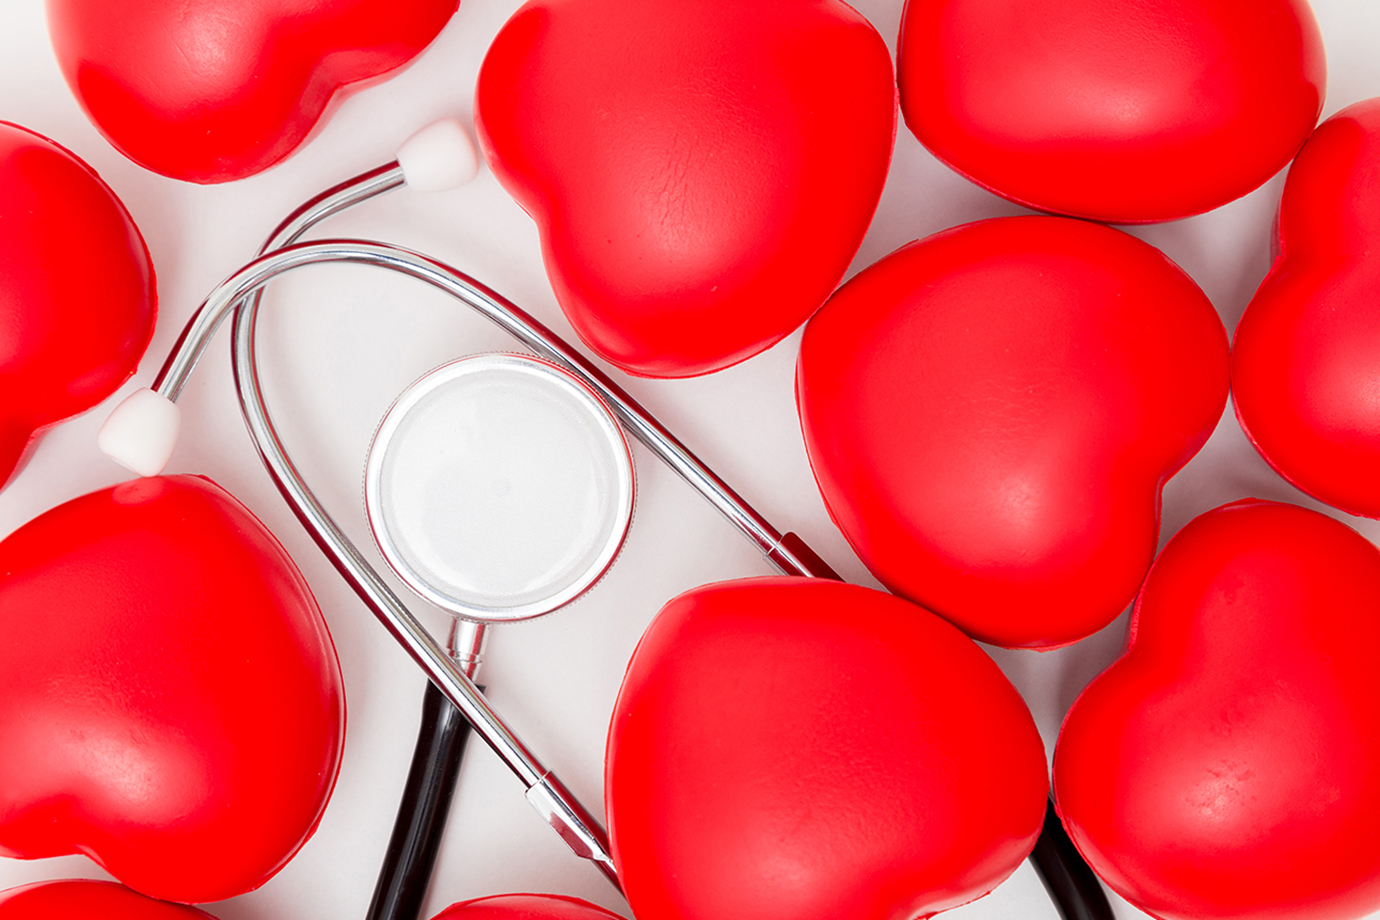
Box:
[2, 1, 1380, 918]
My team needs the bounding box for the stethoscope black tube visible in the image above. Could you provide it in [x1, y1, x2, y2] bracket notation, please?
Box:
[146, 159, 1114, 920]
[1032, 797, 1115, 920]
[365, 682, 475, 920]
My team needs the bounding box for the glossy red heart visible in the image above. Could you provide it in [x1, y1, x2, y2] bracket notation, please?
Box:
[1233, 98, 1380, 517]
[474, 0, 896, 377]
[46, 0, 459, 182]
[897, 0, 1326, 222]
[0, 475, 345, 904]
[0, 880, 216, 920]
[0, 122, 155, 490]
[605, 577, 1048, 920]
[797, 217, 1230, 649]
[431, 894, 621, 920]
[1054, 500, 1380, 920]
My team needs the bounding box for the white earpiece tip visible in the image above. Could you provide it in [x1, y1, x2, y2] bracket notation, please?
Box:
[397, 119, 481, 192]
[98, 388, 180, 477]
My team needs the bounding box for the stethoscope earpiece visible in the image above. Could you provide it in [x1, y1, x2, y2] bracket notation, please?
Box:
[396, 118, 481, 192]
[98, 386, 180, 478]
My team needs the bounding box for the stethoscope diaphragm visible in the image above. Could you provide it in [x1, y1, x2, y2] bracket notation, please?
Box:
[365, 353, 635, 622]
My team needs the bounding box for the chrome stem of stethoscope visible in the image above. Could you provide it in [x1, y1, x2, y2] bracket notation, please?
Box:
[449, 619, 486, 680]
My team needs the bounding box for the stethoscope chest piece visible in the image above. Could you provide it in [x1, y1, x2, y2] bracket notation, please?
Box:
[365, 353, 635, 622]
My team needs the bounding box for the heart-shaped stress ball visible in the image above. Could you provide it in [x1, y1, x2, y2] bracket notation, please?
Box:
[897, 0, 1325, 222]
[1234, 98, 1380, 518]
[0, 475, 344, 904]
[1054, 500, 1380, 920]
[47, 0, 459, 182]
[797, 217, 1230, 649]
[431, 894, 621, 920]
[474, 0, 896, 377]
[0, 122, 155, 491]
[0, 880, 217, 920]
[606, 577, 1048, 920]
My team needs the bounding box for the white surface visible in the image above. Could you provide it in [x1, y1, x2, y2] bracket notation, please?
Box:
[97, 387, 181, 477]
[2, 1, 1380, 919]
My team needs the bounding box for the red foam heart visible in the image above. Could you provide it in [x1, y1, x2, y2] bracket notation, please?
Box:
[0, 475, 344, 904]
[1233, 97, 1380, 517]
[897, 0, 1326, 222]
[47, 0, 459, 182]
[474, 0, 896, 377]
[431, 894, 622, 920]
[797, 217, 1229, 648]
[0, 122, 155, 490]
[1054, 500, 1380, 920]
[0, 880, 216, 920]
[606, 577, 1048, 920]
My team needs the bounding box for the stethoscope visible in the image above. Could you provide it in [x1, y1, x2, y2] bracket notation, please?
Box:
[98, 119, 1110, 920]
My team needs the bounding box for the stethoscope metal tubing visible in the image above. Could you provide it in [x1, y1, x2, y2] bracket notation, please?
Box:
[153, 161, 407, 399]
[156, 233, 829, 890]
[150, 161, 1109, 919]
[155, 238, 619, 885]
[154, 162, 826, 583]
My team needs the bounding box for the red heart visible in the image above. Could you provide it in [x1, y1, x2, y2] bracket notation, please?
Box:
[0, 122, 155, 490]
[46, 0, 459, 182]
[1054, 500, 1380, 920]
[797, 217, 1230, 648]
[0, 475, 345, 904]
[1233, 98, 1380, 517]
[897, 0, 1326, 222]
[431, 894, 622, 919]
[474, 0, 896, 377]
[0, 880, 216, 920]
[605, 577, 1048, 920]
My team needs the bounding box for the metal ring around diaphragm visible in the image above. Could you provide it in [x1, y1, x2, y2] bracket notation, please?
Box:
[365, 353, 635, 622]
